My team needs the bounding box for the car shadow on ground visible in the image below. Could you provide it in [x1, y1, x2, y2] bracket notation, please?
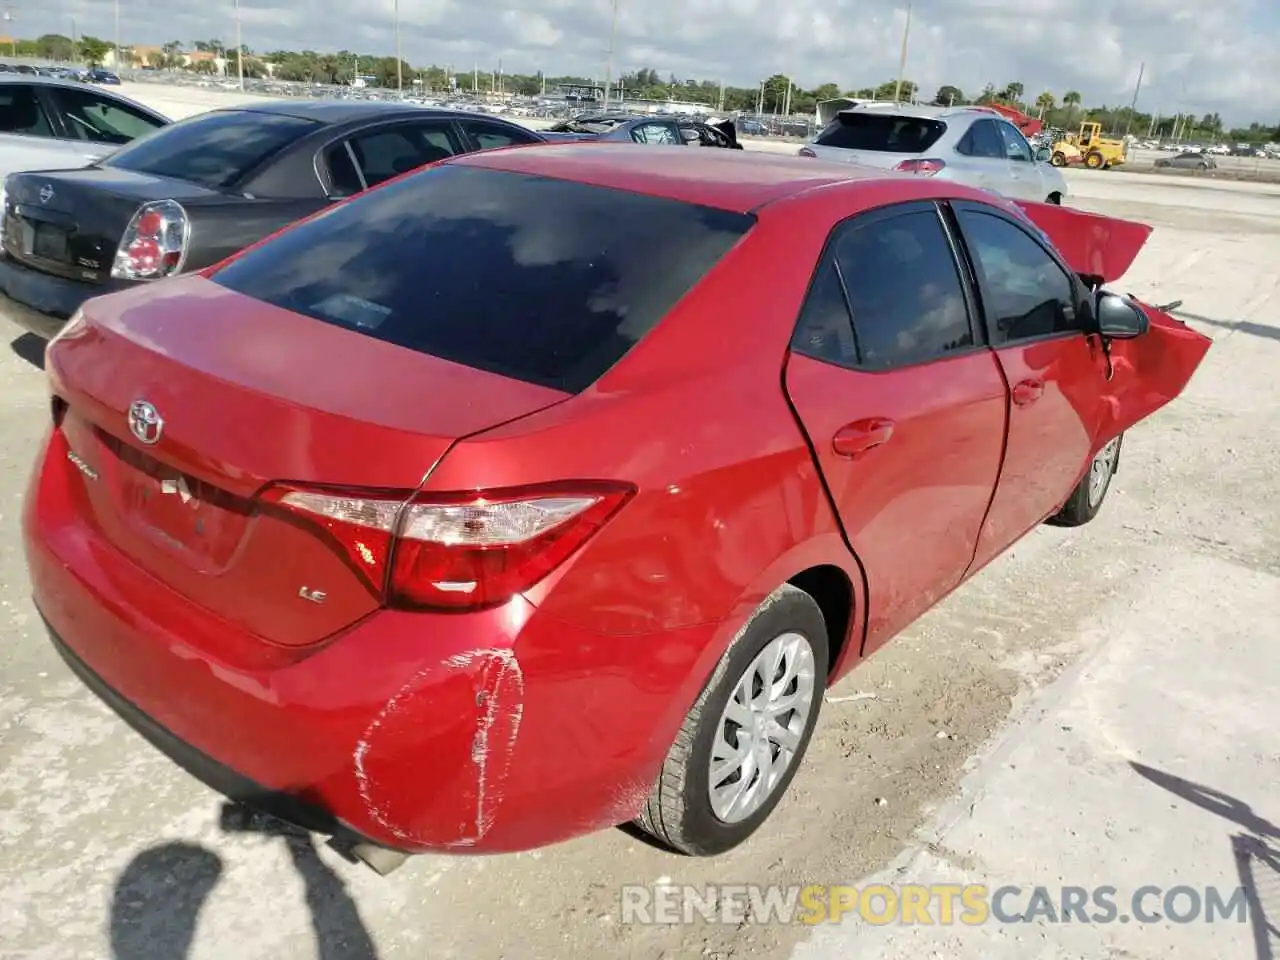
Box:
[1170, 309, 1280, 343]
[1130, 762, 1279, 960]
[10, 332, 46, 369]
[109, 803, 378, 959]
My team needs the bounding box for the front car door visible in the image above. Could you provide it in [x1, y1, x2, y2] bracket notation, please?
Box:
[948, 199, 1107, 570]
[41, 84, 167, 161]
[783, 201, 1009, 654]
[951, 119, 1010, 195]
[994, 119, 1043, 201]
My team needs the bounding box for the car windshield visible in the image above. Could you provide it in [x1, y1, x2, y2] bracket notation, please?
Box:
[211, 165, 755, 393]
[101, 109, 320, 189]
[815, 113, 946, 153]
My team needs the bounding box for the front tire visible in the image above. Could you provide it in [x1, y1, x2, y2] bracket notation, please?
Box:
[1085, 151, 1105, 169]
[635, 584, 828, 856]
[1047, 433, 1123, 527]
[1051, 152, 1067, 167]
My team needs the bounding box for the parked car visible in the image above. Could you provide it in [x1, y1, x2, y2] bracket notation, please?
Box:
[0, 74, 168, 201]
[88, 68, 122, 86]
[0, 100, 546, 336]
[25, 145, 1209, 874]
[799, 104, 1069, 204]
[1154, 153, 1217, 171]
[542, 112, 742, 148]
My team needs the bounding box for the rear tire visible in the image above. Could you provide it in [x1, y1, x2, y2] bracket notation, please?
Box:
[1085, 151, 1105, 169]
[1047, 434, 1123, 527]
[634, 584, 828, 856]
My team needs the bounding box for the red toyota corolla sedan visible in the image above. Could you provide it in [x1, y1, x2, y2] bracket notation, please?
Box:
[23, 143, 1210, 873]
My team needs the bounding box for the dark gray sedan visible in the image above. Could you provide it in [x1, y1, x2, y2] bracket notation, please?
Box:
[1155, 152, 1217, 170]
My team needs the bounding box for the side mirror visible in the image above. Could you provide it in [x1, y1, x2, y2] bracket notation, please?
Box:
[1096, 292, 1149, 339]
[1035, 146, 1052, 163]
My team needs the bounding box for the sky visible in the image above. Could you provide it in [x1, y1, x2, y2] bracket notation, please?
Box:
[15, 0, 1280, 126]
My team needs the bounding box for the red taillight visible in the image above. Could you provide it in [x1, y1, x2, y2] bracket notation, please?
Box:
[798, 147, 817, 158]
[893, 158, 946, 176]
[112, 199, 189, 280]
[262, 480, 635, 611]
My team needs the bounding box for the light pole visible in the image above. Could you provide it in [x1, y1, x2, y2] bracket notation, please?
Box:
[113, 0, 120, 72]
[394, 0, 402, 96]
[233, 0, 243, 89]
[893, 0, 912, 103]
[603, 0, 619, 110]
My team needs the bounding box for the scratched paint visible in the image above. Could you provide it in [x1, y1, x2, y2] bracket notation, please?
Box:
[353, 649, 524, 847]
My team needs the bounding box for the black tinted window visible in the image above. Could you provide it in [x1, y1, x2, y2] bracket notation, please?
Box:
[212, 165, 753, 393]
[328, 122, 462, 195]
[958, 211, 1077, 342]
[834, 210, 973, 368]
[102, 110, 319, 188]
[0, 84, 53, 137]
[815, 114, 946, 153]
[957, 120, 1004, 158]
[791, 262, 858, 365]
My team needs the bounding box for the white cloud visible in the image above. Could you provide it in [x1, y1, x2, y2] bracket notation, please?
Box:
[30, 0, 1280, 124]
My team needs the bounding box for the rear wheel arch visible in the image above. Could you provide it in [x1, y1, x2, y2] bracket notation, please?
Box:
[788, 564, 857, 678]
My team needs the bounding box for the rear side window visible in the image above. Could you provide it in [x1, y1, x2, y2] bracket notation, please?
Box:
[212, 165, 754, 393]
[0, 84, 53, 137]
[102, 110, 319, 188]
[815, 114, 945, 153]
[833, 209, 973, 368]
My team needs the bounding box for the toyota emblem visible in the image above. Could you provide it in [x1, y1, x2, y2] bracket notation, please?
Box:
[127, 400, 163, 445]
[38, 184, 53, 204]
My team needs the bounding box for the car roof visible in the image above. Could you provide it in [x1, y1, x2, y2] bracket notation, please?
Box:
[0, 73, 97, 91]
[451, 141, 895, 213]
[212, 99, 464, 124]
[838, 103, 993, 123]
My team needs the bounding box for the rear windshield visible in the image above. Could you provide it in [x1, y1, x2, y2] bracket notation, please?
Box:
[212, 165, 754, 393]
[815, 113, 946, 153]
[101, 109, 319, 189]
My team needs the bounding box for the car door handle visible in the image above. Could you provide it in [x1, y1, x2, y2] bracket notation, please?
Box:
[832, 418, 895, 458]
[1012, 378, 1044, 406]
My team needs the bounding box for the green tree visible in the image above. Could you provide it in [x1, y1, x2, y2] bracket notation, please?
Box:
[932, 84, 964, 105]
[77, 35, 110, 65]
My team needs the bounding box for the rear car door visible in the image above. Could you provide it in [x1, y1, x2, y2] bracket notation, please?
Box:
[949, 200, 1107, 569]
[994, 120, 1043, 201]
[951, 119, 1011, 194]
[321, 119, 465, 197]
[454, 117, 543, 152]
[783, 201, 1008, 653]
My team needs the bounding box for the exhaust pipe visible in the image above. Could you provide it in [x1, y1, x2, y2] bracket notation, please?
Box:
[347, 841, 410, 876]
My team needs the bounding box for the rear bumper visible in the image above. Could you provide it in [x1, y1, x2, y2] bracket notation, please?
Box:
[24, 426, 719, 853]
[0, 254, 129, 337]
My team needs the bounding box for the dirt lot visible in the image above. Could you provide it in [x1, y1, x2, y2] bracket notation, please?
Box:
[0, 85, 1277, 960]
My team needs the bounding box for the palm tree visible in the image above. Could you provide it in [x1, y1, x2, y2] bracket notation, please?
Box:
[1035, 91, 1055, 119]
[1062, 90, 1082, 124]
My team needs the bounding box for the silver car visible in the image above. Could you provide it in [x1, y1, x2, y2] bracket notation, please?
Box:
[0, 74, 169, 191]
[799, 104, 1069, 205]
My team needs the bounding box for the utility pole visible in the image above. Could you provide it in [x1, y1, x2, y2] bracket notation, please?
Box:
[603, 0, 619, 110]
[233, 0, 243, 89]
[2, 6, 14, 59]
[113, 0, 120, 71]
[394, 0, 401, 96]
[1122, 61, 1144, 139]
[893, 0, 912, 103]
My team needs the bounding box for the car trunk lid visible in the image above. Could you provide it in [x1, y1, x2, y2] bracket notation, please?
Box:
[46, 276, 571, 647]
[3, 167, 219, 285]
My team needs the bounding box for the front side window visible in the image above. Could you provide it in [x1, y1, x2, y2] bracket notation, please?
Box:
[832, 209, 973, 368]
[957, 209, 1078, 342]
[212, 165, 754, 393]
[49, 87, 163, 144]
[458, 119, 541, 150]
[997, 121, 1033, 162]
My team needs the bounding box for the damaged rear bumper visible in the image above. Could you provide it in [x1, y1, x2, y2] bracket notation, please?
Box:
[24, 427, 717, 853]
